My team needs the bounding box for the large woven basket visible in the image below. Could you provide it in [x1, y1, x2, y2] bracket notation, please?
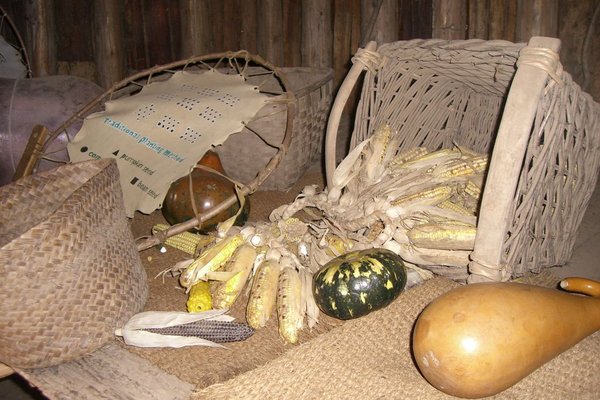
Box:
[216, 66, 333, 190]
[326, 36, 600, 283]
[0, 158, 148, 368]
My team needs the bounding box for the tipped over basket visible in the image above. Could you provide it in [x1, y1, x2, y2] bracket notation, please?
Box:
[326, 36, 600, 283]
[0, 159, 148, 368]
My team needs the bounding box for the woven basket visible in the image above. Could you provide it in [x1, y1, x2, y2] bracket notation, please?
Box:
[0, 158, 148, 368]
[216, 67, 333, 190]
[326, 37, 600, 283]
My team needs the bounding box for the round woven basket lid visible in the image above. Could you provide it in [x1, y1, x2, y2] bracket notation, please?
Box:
[0, 158, 148, 368]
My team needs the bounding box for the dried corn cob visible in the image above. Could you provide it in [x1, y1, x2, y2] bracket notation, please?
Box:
[142, 319, 254, 343]
[437, 200, 474, 216]
[152, 223, 214, 255]
[400, 148, 461, 169]
[186, 281, 213, 312]
[277, 259, 304, 344]
[435, 155, 488, 179]
[392, 185, 454, 207]
[179, 234, 244, 290]
[212, 244, 258, 309]
[390, 147, 428, 167]
[246, 254, 282, 329]
[463, 179, 482, 200]
[407, 222, 477, 251]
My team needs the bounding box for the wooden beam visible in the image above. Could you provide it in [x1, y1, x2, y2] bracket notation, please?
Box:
[17, 343, 193, 400]
[432, 0, 467, 40]
[93, 0, 125, 88]
[25, 0, 56, 77]
[516, 0, 558, 42]
[257, 0, 284, 66]
[361, 0, 398, 46]
[302, 0, 333, 68]
[239, 0, 258, 54]
[468, 0, 489, 39]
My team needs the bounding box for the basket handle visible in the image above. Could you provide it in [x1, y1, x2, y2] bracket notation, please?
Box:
[325, 41, 378, 188]
[468, 36, 562, 283]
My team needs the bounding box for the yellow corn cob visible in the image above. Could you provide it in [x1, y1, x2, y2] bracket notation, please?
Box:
[437, 199, 474, 216]
[390, 147, 429, 167]
[401, 148, 460, 168]
[211, 244, 257, 309]
[392, 184, 454, 207]
[152, 223, 214, 255]
[463, 180, 482, 200]
[186, 281, 213, 312]
[277, 261, 304, 344]
[407, 222, 477, 251]
[436, 155, 488, 178]
[179, 234, 244, 290]
[246, 258, 281, 329]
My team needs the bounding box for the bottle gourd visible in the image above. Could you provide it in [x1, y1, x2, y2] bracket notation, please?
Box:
[412, 277, 600, 398]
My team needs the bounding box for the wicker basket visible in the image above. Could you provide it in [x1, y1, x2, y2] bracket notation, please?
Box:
[0, 159, 148, 368]
[326, 37, 600, 283]
[216, 67, 333, 190]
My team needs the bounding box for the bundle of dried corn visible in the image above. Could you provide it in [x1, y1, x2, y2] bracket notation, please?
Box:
[157, 124, 488, 343]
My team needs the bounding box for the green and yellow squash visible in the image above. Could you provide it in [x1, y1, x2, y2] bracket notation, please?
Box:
[312, 248, 407, 320]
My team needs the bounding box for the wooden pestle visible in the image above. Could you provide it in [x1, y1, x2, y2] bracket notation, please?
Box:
[412, 277, 600, 398]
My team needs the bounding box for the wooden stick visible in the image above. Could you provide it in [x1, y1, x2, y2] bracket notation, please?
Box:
[12, 125, 48, 181]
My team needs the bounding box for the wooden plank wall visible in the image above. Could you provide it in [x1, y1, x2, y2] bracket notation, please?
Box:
[0, 0, 598, 100]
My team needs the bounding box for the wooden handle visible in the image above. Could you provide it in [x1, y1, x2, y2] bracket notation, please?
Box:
[560, 277, 600, 297]
[324, 41, 377, 188]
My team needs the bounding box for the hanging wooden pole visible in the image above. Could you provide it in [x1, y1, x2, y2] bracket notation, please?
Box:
[302, 0, 333, 68]
[25, 0, 56, 77]
[93, 0, 125, 88]
[516, 0, 558, 42]
[432, 0, 467, 39]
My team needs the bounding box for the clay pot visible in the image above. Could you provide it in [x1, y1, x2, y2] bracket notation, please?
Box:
[162, 151, 249, 232]
[412, 278, 600, 398]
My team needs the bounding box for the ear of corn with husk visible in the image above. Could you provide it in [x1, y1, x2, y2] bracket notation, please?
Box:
[153, 123, 490, 346]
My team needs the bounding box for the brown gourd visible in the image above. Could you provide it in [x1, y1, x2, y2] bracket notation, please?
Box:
[162, 150, 249, 232]
[412, 277, 600, 398]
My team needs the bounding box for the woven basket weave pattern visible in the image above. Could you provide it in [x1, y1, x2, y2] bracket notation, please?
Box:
[217, 67, 333, 191]
[352, 39, 600, 280]
[0, 159, 148, 368]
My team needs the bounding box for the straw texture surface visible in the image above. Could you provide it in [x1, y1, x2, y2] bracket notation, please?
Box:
[192, 277, 600, 400]
[0, 159, 148, 368]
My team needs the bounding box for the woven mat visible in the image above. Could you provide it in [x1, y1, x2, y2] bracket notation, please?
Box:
[128, 163, 599, 399]
[192, 277, 600, 400]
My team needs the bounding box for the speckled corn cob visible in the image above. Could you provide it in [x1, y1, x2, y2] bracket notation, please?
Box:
[143, 320, 254, 343]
